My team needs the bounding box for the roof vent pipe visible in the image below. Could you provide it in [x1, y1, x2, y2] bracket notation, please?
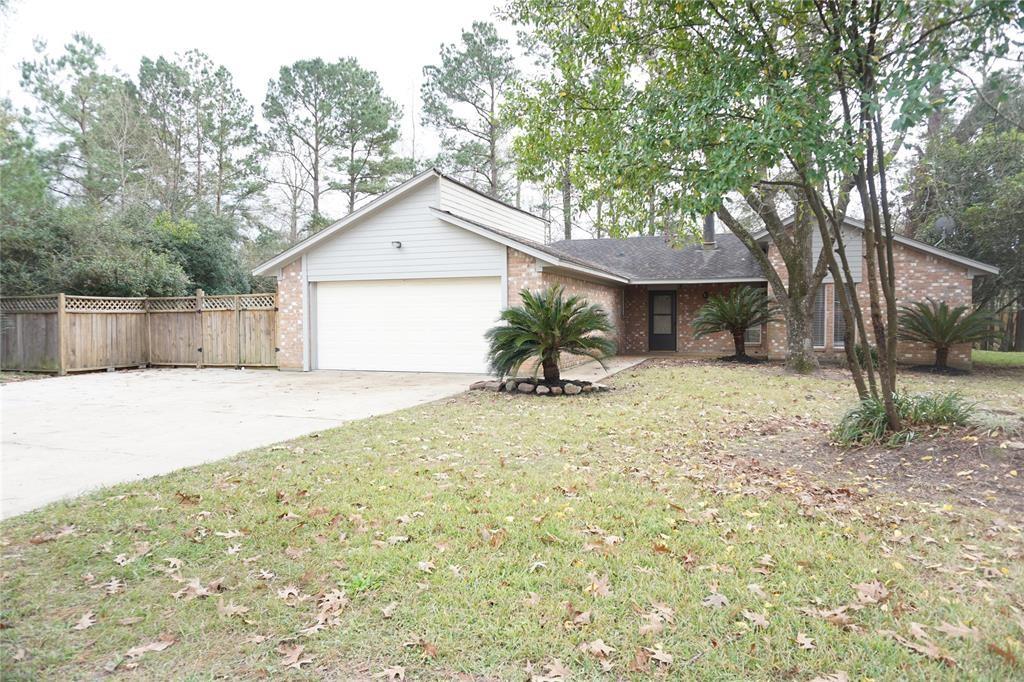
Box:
[702, 213, 717, 249]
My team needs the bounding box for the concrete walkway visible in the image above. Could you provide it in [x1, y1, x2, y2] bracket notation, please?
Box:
[563, 355, 646, 383]
[0, 368, 479, 518]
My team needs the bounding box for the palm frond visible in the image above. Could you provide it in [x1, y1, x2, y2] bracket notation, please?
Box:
[692, 286, 779, 338]
[485, 285, 616, 381]
[897, 298, 998, 366]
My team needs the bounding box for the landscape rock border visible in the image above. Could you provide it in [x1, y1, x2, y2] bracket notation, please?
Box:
[469, 378, 611, 396]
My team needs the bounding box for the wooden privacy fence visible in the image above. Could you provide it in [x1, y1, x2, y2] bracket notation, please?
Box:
[0, 291, 277, 374]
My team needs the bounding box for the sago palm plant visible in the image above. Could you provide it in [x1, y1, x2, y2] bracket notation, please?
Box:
[485, 285, 616, 383]
[692, 286, 779, 359]
[897, 298, 997, 369]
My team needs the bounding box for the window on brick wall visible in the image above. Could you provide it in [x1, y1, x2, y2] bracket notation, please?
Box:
[744, 325, 762, 345]
[811, 285, 826, 348]
[833, 284, 849, 348]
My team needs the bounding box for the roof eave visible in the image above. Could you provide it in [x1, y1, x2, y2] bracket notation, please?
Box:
[628, 277, 768, 285]
[430, 209, 629, 284]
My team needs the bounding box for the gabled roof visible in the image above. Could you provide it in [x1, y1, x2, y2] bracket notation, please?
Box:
[252, 168, 439, 276]
[546, 234, 767, 283]
[751, 215, 999, 276]
[252, 168, 549, 277]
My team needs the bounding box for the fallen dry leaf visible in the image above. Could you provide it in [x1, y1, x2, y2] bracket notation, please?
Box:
[375, 665, 405, 680]
[797, 632, 816, 650]
[880, 629, 955, 666]
[585, 573, 612, 597]
[125, 633, 176, 659]
[742, 610, 769, 628]
[702, 592, 728, 609]
[809, 673, 849, 682]
[72, 612, 96, 631]
[216, 598, 250, 618]
[852, 580, 890, 605]
[29, 525, 76, 544]
[935, 621, 980, 641]
[579, 638, 615, 659]
[531, 659, 570, 681]
[644, 644, 673, 666]
[278, 643, 314, 670]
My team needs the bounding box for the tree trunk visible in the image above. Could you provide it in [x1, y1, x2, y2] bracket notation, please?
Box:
[732, 331, 746, 358]
[935, 346, 949, 369]
[561, 159, 572, 240]
[784, 298, 818, 373]
[542, 357, 560, 384]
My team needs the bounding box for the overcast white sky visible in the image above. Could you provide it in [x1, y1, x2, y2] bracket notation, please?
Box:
[0, 0, 514, 164]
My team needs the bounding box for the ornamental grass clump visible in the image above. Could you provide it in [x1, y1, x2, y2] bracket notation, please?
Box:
[833, 392, 975, 446]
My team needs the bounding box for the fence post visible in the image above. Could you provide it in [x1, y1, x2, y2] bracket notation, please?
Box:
[143, 297, 151, 368]
[56, 293, 67, 376]
[235, 294, 242, 368]
[195, 288, 205, 369]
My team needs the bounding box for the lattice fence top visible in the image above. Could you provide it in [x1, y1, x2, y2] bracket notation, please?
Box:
[203, 296, 237, 311]
[65, 296, 146, 312]
[0, 296, 59, 313]
[239, 294, 276, 310]
[1, 293, 275, 313]
[147, 297, 199, 312]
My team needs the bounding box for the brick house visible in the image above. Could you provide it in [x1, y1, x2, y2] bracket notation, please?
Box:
[253, 168, 997, 373]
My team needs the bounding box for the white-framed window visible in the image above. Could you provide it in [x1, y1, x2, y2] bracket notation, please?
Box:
[833, 284, 849, 348]
[744, 325, 762, 345]
[811, 285, 826, 348]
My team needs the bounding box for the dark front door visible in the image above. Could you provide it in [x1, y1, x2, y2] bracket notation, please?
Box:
[648, 290, 677, 351]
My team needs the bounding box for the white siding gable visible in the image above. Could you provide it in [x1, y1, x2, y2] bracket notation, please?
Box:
[438, 177, 547, 243]
[305, 178, 505, 281]
[813, 224, 863, 282]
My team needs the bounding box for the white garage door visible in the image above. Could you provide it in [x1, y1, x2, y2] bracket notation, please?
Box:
[314, 277, 501, 373]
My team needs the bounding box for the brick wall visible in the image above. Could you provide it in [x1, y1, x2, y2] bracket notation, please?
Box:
[276, 259, 304, 370]
[506, 248, 624, 365]
[622, 284, 769, 357]
[764, 237, 974, 368]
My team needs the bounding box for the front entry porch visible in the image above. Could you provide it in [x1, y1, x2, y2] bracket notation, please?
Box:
[621, 283, 770, 358]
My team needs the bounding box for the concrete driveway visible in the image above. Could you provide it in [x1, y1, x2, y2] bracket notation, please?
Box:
[1, 368, 478, 518]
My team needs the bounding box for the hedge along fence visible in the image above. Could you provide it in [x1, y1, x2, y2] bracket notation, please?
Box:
[0, 291, 277, 374]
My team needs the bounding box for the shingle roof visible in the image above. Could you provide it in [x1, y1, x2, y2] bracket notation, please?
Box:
[545, 234, 766, 281]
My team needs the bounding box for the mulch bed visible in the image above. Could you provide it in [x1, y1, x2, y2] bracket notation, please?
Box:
[713, 354, 767, 364]
[903, 364, 972, 377]
[741, 424, 1024, 515]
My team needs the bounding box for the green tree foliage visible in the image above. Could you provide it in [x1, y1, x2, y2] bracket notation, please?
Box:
[905, 71, 1024, 348]
[897, 298, 999, 369]
[6, 37, 265, 297]
[328, 60, 411, 213]
[485, 285, 616, 383]
[262, 58, 343, 227]
[20, 34, 147, 203]
[138, 50, 263, 217]
[509, 0, 1019, 431]
[264, 57, 408, 228]
[692, 287, 780, 359]
[422, 22, 518, 198]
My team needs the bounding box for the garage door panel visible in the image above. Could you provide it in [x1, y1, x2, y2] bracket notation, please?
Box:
[315, 277, 499, 373]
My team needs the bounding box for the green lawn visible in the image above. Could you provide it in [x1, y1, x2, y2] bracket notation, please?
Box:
[2, 362, 1022, 680]
[974, 349, 1024, 368]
